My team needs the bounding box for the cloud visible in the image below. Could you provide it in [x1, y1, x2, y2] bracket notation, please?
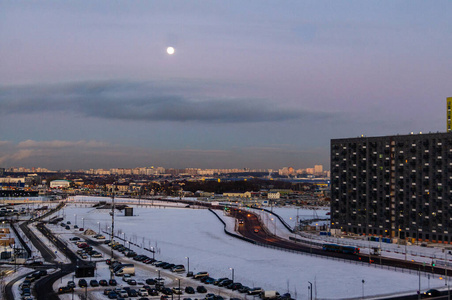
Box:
[17, 140, 108, 149]
[0, 80, 331, 123]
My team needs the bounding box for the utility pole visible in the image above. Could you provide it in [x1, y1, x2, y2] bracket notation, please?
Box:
[110, 183, 115, 280]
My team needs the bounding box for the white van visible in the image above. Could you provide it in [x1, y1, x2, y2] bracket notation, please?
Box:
[115, 266, 135, 276]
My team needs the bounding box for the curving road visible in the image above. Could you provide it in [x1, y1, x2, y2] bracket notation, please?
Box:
[234, 208, 452, 276]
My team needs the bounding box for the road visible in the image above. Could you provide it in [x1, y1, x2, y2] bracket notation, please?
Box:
[234, 209, 452, 277]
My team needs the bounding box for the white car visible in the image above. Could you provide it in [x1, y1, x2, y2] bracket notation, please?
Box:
[118, 290, 129, 298]
[138, 288, 149, 296]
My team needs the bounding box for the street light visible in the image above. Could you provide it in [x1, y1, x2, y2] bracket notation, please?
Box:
[308, 281, 313, 300]
[82, 217, 84, 229]
[151, 247, 155, 260]
[156, 269, 161, 279]
[177, 278, 181, 300]
[185, 256, 190, 274]
[229, 267, 234, 282]
[97, 222, 100, 234]
[74, 214, 77, 226]
[362, 279, 365, 299]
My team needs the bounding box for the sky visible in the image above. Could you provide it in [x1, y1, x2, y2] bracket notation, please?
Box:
[1, 1, 451, 170]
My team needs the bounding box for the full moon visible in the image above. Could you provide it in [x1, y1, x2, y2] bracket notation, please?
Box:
[166, 47, 175, 55]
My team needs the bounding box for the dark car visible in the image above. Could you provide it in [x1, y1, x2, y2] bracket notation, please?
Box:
[148, 288, 159, 296]
[218, 279, 232, 287]
[238, 286, 250, 293]
[27, 260, 43, 266]
[229, 282, 243, 290]
[214, 278, 229, 285]
[109, 279, 118, 286]
[58, 286, 74, 294]
[185, 286, 195, 294]
[204, 277, 215, 285]
[127, 289, 138, 297]
[38, 270, 48, 276]
[196, 286, 207, 293]
[128, 279, 137, 285]
[146, 278, 156, 285]
[163, 263, 175, 270]
[67, 281, 76, 288]
[423, 289, 441, 297]
[90, 279, 99, 287]
[99, 279, 108, 286]
[78, 279, 88, 287]
[104, 288, 113, 295]
[162, 287, 173, 295]
[108, 291, 118, 299]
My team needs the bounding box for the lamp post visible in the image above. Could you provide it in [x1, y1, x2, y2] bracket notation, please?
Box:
[185, 256, 190, 274]
[178, 278, 181, 300]
[229, 267, 234, 282]
[82, 217, 84, 229]
[362, 280, 365, 299]
[308, 281, 313, 300]
[97, 222, 100, 234]
[151, 247, 155, 260]
[156, 269, 160, 279]
[74, 214, 77, 226]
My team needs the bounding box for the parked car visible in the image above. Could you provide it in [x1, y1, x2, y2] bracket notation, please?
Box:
[99, 279, 108, 286]
[78, 279, 87, 287]
[196, 286, 207, 293]
[172, 287, 183, 295]
[238, 286, 250, 293]
[90, 279, 99, 287]
[104, 288, 113, 295]
[248, 287, 263, 295]
[108, 279, 117, 286]
[138, 288, 149, 296]
[229, 282, 243, 290]
[204, 277, 215, 285]
[218, 279, 232, 287]
[171, 265, 185, 273]
[162, 287, 173, 295]
[193, 271, 209, 279]
[214, 278, 229, 285]
[67, 281, 76, 288]
[185, 286, 195, 294]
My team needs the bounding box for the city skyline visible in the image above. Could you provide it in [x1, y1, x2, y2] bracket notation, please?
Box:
[1, 1, 451, 170]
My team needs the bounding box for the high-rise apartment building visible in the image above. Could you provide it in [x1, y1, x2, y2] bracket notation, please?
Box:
[330, 132, 452, 243]
[448, 97, 452, 132]
[314, 165, 323, 174]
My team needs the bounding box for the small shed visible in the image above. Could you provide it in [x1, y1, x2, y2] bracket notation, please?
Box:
[75, 261, 96, 278]
[124, 207, 133, 217]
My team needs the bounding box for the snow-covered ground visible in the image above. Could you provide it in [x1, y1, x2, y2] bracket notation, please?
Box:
[43, 197, 447, 300]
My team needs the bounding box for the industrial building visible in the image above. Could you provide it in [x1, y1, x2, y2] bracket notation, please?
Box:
[330, 132, 452, 244]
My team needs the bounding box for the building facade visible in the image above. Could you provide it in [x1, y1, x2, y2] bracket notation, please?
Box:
[448, 97, 452, 132]
[330, 132, 452, 243]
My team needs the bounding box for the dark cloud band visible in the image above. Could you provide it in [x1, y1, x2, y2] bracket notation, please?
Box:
[0, 80, 328, 123]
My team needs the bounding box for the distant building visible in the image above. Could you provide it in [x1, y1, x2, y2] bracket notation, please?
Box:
[331, 132, 452, 244]
[50, 180, 71, 189]
[267, 192, 281, 200]
[448, 97, 452, 132]
[223, 192, 252, 198]
[314, 165, 323, 175]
